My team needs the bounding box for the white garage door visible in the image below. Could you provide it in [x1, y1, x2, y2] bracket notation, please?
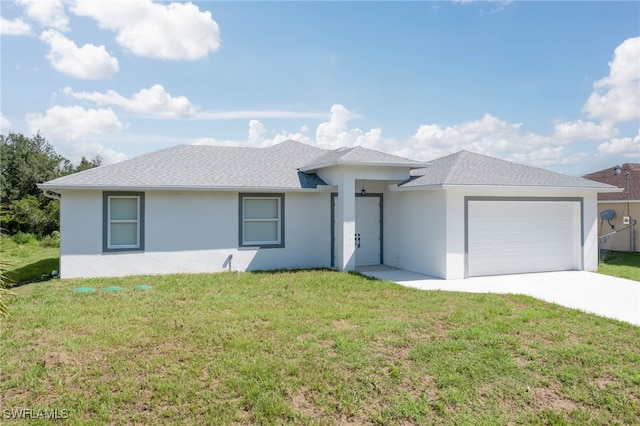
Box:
[467, 200, 581, 277]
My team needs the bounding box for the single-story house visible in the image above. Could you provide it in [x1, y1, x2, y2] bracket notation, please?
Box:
[583, 163, 639, 252]
[38, 140, 619, 279]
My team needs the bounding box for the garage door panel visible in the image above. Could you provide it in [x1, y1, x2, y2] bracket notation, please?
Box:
[468, 201, 580, 277]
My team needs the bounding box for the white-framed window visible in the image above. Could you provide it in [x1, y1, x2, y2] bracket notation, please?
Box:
[239, 194, 284, 248]
[103, 192, 145, 252]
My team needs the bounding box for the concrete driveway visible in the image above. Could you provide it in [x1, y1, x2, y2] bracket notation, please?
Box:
[358, 267, 640, 326]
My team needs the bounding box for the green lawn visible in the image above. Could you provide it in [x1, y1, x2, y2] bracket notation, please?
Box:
[0, 235, 59, 284]
[598, 251, 640, 281]
[2, 270, 639, 425]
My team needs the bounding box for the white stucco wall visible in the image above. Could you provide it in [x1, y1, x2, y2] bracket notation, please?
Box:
[384, 186, 600, 279]
[58, 184, 601, 279]
[59, 190, 331, 278]
[384, 189, 448, 278]
[582, 191, 599, 271]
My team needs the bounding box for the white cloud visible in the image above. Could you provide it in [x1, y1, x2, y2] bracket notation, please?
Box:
[194, 110, 327, 120]
[17, 0, 69, 31]
[193, 120, 313, 148]
[0, 17, 32, 36]
[315, 104, 374, 149]
[40, 30, 119, 79]
[387, 113, 586, 168]
[248, 120, 265, 143]
[553, 120, 619, 141]
[26, 105, 124, 140]
[64, 85, 196, 118]
[71, 0, 220, 60]
[0, 112, 12, 131]
[597, 130, 640, 158]
[70, 141, 128, 165]
[192, 106, 590, 169]
[583, 37, 640, 122]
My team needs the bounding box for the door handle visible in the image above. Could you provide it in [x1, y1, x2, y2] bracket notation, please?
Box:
[355, 233, 361, 248]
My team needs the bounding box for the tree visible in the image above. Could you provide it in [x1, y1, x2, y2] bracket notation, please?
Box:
[8, 195, 49, 235]
[0, 132, 100, 236]
[74, 155, 103, 172]
[0, 132, 70, 203]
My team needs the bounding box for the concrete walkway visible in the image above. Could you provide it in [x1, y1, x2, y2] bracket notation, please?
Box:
[357, 266, 640, 326]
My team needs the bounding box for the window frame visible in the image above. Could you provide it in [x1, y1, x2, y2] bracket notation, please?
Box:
[238, 193, 284, 248]
[103, 192, 145, 252]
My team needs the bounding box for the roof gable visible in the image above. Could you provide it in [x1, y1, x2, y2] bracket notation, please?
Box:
[299, 146, 427, 171]
[400, 150, 618, 190]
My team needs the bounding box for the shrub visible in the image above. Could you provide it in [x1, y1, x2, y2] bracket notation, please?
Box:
[12, 232, 38, 245]
[40, 231, 60, 248]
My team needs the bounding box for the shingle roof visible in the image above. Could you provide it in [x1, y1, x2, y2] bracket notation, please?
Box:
[583, 163, 640, 201]
[40, 140, 329, 190]
[39, 142, 619, 193]
[299, 146, 427, 171]
[399, 150, 619, 190]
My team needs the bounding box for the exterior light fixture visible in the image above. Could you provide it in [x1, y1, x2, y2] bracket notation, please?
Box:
[360, 180, 366, 196]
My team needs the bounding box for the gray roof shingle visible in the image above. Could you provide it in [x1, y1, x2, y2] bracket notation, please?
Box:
[40, 140, 329, 190]
[400, 150, 618, 190]
[299, 146, 427, 171]
[39, 142, 618, 192]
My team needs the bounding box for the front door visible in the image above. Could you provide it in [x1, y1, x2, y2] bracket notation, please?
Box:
[331, 193, 383, 268]
[355, 196, 381, 266]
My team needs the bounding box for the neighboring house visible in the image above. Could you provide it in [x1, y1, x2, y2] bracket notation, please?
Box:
[583, 163, 640, 252]
[38, 140, 618, 279]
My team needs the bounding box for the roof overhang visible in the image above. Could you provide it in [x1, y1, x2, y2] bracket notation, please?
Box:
[299, 161, 429, 173]
[37, 183, 336, 193]
[389, 183, 624, 192]
[596, 199, 640, 203]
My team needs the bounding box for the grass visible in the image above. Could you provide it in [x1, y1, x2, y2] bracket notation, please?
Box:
[599, 251, 640, 281]
[0, 235, 59, 284]
[2, 270, 639, 425]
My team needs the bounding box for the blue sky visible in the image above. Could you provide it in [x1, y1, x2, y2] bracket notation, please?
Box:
[1, 0, 638, 176]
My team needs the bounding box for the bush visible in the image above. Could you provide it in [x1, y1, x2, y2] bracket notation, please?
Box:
[40, 231, 60, 248]
[12, 232, 38, 245]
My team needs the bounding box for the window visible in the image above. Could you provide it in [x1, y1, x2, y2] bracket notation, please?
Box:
[239, 194, 284, 248]
[103, 192, 145, 252]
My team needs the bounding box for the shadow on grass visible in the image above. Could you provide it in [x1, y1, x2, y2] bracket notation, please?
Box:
[249, 267, 336, 275]
[248, 267, 381, 281]
[6, 258, 59, 287]
[601, 251, 640, 267]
